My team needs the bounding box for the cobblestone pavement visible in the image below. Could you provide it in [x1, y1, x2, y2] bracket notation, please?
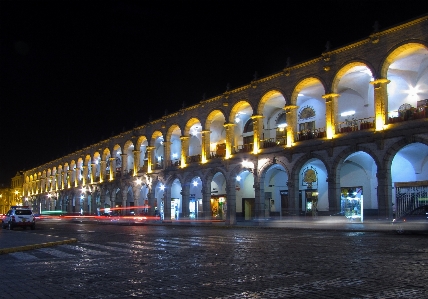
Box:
[0, 222, 427, 299]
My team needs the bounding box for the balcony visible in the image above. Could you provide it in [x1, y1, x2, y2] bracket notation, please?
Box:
[261, 137, 286, 149]
[389, 105, 427, 124]
[297, 128, 327, 141]
[235, 144, 253, 153]
[338, 117, 375, 133]
[187, 154, 201, 164]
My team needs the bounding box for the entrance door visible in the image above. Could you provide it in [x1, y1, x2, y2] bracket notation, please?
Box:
[242, 198, 255, 220]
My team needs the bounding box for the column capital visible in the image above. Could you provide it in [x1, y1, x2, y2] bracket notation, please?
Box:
[322, 93, 340, 101]
[250, 114, 263, 119]
[284, 105, 298, 113]
[370, 78, 390, 85]
[180, 135, 190, 140]
[223, 123, 236, 128]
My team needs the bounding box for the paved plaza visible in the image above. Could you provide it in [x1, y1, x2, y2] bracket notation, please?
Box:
[0, 221, 427, 298]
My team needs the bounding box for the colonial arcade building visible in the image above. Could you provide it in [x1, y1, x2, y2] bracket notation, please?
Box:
[21, 16, 428, 224]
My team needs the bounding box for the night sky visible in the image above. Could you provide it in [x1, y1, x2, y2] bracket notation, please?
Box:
[0, 0, 426, 185]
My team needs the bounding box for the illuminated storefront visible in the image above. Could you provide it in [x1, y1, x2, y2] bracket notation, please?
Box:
[341, 187, 363, 221]
[211, 196, 226, 220]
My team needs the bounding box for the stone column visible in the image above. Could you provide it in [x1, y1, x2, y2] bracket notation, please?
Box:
[322, 93, 340, 139]
[132, 183, 141, 215]
[181, 183, 190, 218]
[201, 130, 211, 162]
[121, 186, 128, 215]
[287, 181, 298, 216]
[62, 172, 67, 189]
[82, 191, 89, 215]
[254, 181, 266, 221]
[75, 192, 81, 214]
[56, 173, 61, 190]
[90, 188, 98, 215]
[36, 179, 40, 195]
[251, 115, 263, 154]
[163, 185, 172, 221]
[180, 136, 189, 167]
[73, 168, 78, 187]
[285, 106, 298, 147]
[147, 184, 155, 217]
[225, 177, 237, 225]
[109, 157, 116, 180]
[121, 154, 128, 176]
[100, 161, 107, 183]
[377, 168, 393, 220]
[100, 186, 106, 212]
[327, 174, 340, 215]
[223, 123, 235, 158]
[133, 150, 141, 176]
[67, 192, 73, 213]
[50, 175, 54, 192]
[109, 187, 117, 209]
[202, 181, 212, 223]
[146, 146, 154, 173]
[370, 78, 390, 131]
[163, 141, 171, 169]
[82, 166, 88, 186]
[91, 163, 97, 184]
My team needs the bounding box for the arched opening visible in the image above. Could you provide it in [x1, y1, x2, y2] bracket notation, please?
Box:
[298, 159, 328, 217]
[339, 151, 378, 221]
[263, 164, 289, 218]
[391, 142, 428, 218]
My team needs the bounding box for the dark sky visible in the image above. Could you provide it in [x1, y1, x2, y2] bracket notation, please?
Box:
[0, 0, 426, 185]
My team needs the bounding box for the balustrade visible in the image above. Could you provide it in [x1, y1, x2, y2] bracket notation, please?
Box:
[186, 154, 201, 164]
[297, 128, 326, 141]
[337, 117, 375, 134]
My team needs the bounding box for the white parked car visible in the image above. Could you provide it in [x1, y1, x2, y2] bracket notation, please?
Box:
[2, 206, 36, 230]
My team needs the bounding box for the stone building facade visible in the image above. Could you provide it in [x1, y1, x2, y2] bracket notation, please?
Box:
[21, 15, 428, 224]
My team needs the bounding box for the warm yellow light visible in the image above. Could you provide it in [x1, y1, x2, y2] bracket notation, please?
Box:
[286, 134, 292, 147]
[375, 115, 384, 131]
[326, 124, 334, 139]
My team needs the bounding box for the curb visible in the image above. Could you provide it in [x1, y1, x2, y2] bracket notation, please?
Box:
[0, 238, 78, 255]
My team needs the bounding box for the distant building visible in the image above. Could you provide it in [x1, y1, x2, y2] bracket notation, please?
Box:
[18, 15, 428, 224]
[0, 171, 24, 213]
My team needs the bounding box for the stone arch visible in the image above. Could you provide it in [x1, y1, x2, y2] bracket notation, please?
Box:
[257, 89, 287, 115]
[259, 158, 291, 183]
[205, 109, 227, 130]
[291, 76, 327, 106]
[112, 144, 121, 158]
[380, 41, 428, 78]
[150, 130, 163, 146]
[383, 136, 428, 169]
[332, 146, 381, 177]
[332, 60, 376, 93]
[123, 140, 134, 153]
[102, 148, 110, 161]
[136, 136, 148, 149]
[184, 118, 202, 136]
[291, 152, 331, 183]
[229, 100, 254, 123]
[166, 124, 181, 142]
